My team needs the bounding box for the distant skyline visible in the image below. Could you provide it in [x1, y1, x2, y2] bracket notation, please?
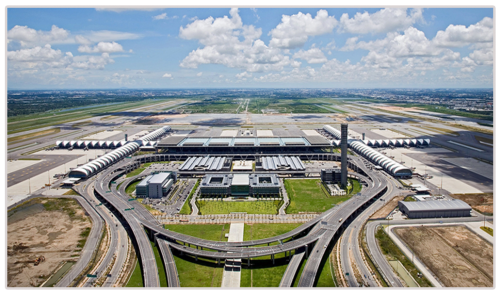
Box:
[7, 7, 494, 89]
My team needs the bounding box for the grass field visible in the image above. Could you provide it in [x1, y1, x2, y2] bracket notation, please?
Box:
[197, 200, 281, 215]
[126, 260, 144, 287]
[284, 179, 360, 214]
[126, 167, 145, 178]
[164, 224, 229, 287]
[125, 179, 142, 196]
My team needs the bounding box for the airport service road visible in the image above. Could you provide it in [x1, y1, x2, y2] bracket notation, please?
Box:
[340, 174, 400, 287]
[55, 194, 104, 287]
[94, 171, 160, 287]
[92, 153, 385, 287]
[75, 180, 129, 288]
[156, 239, 180, 287]
[297, 163, 388, 287]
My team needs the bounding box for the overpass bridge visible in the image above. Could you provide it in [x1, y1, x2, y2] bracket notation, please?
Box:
[89, 152, 387, 287]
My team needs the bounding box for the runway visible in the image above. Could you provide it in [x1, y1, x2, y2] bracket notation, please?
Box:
[7, 155, 80, 187]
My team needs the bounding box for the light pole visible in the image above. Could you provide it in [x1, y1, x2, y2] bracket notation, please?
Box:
[440, 173, 443, 195]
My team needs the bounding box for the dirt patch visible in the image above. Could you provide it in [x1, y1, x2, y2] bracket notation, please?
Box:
[451, 193, 493, 214]
[371, 195, 405, 219]
[7, 198, 91, 287]
[394, 226, 492, 287]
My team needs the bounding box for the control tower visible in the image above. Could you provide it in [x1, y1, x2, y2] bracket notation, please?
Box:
[341, 123, 348, 187]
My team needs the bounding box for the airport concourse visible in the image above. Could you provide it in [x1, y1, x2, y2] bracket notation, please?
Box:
[6, 6, 494, 289]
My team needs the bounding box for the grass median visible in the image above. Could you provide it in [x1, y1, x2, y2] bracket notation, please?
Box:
[285, 178, 361, 214]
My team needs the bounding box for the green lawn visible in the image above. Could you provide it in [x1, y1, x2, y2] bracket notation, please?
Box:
[126, 167, 145, 178]
[126, 260, 144, 287]
[241, 223, 303, 287]
[197, 200, 281, 215]
[164, 224, 230, 241]
[285, 179, 361, 214]
[125, 179, 142, 196]
[163, 224, 229, 287]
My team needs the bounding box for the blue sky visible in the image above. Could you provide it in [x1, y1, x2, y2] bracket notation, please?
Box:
[7, 7, 494, 89]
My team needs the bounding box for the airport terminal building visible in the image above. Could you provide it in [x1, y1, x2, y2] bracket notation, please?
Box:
[200, 173, 280, 197]
[156, 135, 333, 153]
[135, 172, 177, 198]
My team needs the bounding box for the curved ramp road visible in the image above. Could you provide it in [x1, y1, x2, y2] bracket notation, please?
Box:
[55, 195, 104, 287]
[339, 173, 402, 287]
[88, 152, 396, 287]
[157, 239, 180, 287]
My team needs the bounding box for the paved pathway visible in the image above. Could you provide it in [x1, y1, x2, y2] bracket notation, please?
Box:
[279, 179, 289, 215]
[221, 223, 244, 288]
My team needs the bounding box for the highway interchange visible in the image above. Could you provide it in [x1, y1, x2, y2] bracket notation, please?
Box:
[11, 145, 491, 288]
[53, 149, 407, 288]
[6, 98, 494, 288]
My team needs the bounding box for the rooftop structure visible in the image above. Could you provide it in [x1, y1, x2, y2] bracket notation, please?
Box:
[200, 173, 280, 196]
[398, 199, 471, 218]
[67, 126, 170, 179]
[179, 156, 228, 171]
[136, 172, 176, 198]
[323, 125, 415, 178]
[350, 141, 413, 178]
[261, 156, 305, 171]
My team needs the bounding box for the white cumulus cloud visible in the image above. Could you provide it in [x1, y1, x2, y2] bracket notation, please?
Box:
[162, 73, 172, 78]
[293, 48, 327, 64]
[269, 10, 338, 49]
[179, 8, 290, 72]
[338, 8, 423, 34]
[8, 25, 70, 47]
[153, 13, 167, 20]
[432, 17, 493, 47]
[78, 41, 124, 53]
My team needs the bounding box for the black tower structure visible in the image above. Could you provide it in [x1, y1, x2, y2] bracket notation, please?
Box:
[341, 123, 348, 187]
